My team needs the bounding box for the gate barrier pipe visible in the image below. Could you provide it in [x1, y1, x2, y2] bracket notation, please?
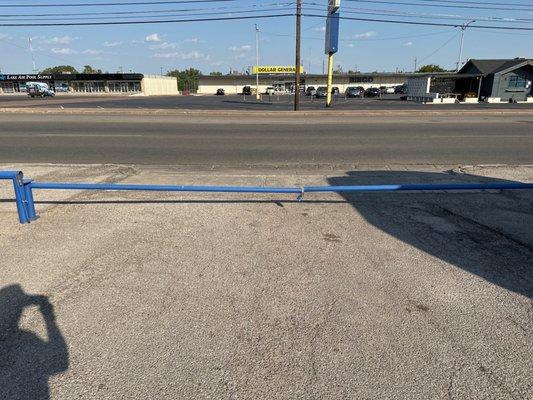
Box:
[2, 170, 533, 224]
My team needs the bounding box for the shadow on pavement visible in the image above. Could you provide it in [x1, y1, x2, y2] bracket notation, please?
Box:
[327, 171, 533, 299]
[0, 285, 69, 400]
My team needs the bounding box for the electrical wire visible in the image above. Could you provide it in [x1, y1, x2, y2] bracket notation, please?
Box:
[0, 0, 236, 7]
[0, 1, 292, 17]
[344, 0, 533, 12]
[0, 13, 293, 26]
[419, 30, 459, 61]
[303, 13, 533, 31]
[0, 7, 293, 22]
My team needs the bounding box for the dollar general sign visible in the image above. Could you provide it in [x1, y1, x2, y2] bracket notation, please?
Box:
[252, 66, 304, 74]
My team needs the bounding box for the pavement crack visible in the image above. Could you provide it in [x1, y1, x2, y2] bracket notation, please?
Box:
[437, 206, 533, 254]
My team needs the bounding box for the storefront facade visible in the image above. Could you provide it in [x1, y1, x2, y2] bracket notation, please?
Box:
[0, 73, 178, 95]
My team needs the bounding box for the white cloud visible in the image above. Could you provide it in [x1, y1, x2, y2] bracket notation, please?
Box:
[347, 43, 355, 48]
[403, 41, 413, 47]
[103, 41, 122, 47]
[51, 48, 77, 55]
[82, 49, 104, 55]
[152, 51, 209, 60]
[145, 33, 162, 42]
[228, 45, 252, 52]
[0, 33, 11, 40]
[353, 31, 377, 40]
[184, 37, 201, 43]
[149, 41, 178, 50]
[43, 36, 76, 44]
[314, 26, 326, 32]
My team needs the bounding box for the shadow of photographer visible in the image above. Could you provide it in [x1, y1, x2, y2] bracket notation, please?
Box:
[0, 284, 69, 400]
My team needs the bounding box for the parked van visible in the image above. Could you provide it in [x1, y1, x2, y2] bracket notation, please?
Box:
[27, 82, 55, 98]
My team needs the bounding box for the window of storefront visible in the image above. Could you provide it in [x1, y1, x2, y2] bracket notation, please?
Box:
[109, 81, 141, 93]
[1, 82, 15, 93]
[508, 75, 527, 88]
[72, 81, 106, 93]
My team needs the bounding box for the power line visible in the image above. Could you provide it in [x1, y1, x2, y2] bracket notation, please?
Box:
[405, 0, 533, 8]
[0, 7, 293, 22]
[0, 0, 236, 8]
[303, 13, 533, 31]
[419, 31, 459, 61]
[344, 0, 533, 12]
[0, 1, 292, 17]
[0, 13, 293, 26]
[322, 4, 533, 24]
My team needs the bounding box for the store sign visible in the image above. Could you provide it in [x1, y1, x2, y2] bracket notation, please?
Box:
[349, 76, 374, 83]
[252, 66, 304, 74]
[0, 74, 52, 81]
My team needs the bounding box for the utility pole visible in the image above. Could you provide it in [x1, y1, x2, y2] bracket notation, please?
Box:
[414, 57, 417, 72]
[255, 24, 260, 101]
[294, 0, 302, 111]
[457, 20, 475, 72]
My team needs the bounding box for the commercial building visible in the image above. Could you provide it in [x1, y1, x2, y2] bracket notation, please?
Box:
[405, 58, 533, 103]
[198, 73, 418, 95]
[459, 58, 533, 102]
[0, 73, 178, 95]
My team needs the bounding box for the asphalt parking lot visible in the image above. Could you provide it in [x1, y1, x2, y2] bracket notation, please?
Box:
[1, 164, 532, 399]
[1, 93, 532, 111]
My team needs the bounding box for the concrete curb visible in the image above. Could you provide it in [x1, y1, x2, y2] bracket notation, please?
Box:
[2, 107, 533, 117]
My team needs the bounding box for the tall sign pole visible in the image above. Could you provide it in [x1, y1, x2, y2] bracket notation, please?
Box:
[325, 0, 340, 107]
[255, 24, 260, 100]
[294, 0, 302, 111]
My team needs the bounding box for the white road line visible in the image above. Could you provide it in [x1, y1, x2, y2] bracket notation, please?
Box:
[36, 134, 143, 137]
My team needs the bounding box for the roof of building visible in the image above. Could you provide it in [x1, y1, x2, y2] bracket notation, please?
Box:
[459, 58, 532, 75]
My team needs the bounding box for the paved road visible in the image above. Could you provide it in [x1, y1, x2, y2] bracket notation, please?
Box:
[2, 94, 533, 110]
[1, 113, 533, 166]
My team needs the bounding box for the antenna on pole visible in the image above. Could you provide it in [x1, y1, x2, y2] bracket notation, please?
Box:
[28, 37, 37, 73]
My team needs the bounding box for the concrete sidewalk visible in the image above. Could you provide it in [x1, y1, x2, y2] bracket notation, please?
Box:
[1, 164, 532, 399]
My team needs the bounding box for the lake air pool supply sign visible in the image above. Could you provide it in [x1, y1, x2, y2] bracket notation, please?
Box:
[252, 66, 304, 74]
[0, 74, 53, 81]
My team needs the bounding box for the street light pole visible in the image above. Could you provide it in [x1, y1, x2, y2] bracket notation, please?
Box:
[255, 24, 260, 101]
[457, 20, 475, 72]
[294, 0, 302, 111]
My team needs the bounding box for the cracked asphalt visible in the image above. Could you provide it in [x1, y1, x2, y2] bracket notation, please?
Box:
[1, 164, 532, 399]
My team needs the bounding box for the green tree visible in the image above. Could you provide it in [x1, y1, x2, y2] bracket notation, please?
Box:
[167, 68, 202, 92]
[82, 65, 102, 74]
[418, 64, 447, 73]
[209, 71, 223, 76]
[40, 65, 78, 74]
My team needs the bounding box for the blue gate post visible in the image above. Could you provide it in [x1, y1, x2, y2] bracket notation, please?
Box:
[0, 171, 30, 224]
[23, 179, 37, 221]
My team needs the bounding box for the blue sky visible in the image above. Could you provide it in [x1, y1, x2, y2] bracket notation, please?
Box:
[0, 0, 532, 74]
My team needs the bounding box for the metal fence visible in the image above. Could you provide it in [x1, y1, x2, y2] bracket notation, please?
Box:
[2, 170, 533, 224]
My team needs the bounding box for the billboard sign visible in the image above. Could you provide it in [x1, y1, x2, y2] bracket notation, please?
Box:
[252, 66, 304, 74]
[325, 13, 340, 54]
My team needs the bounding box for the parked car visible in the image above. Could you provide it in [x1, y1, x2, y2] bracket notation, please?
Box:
[315, 86, 328, 98]
[305, 86, 316, 96]
[265, 87, 275, 95]
[394, 85, 406, 95]
[242, 86, 252, 95]
[55, 84, 70, 93]
[26, 82, 55, 98]
[345, 86, 364, 98]
[364, 87, 381, 98]
[380, 86, 395, 94]
[216, 88, 225, 95]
